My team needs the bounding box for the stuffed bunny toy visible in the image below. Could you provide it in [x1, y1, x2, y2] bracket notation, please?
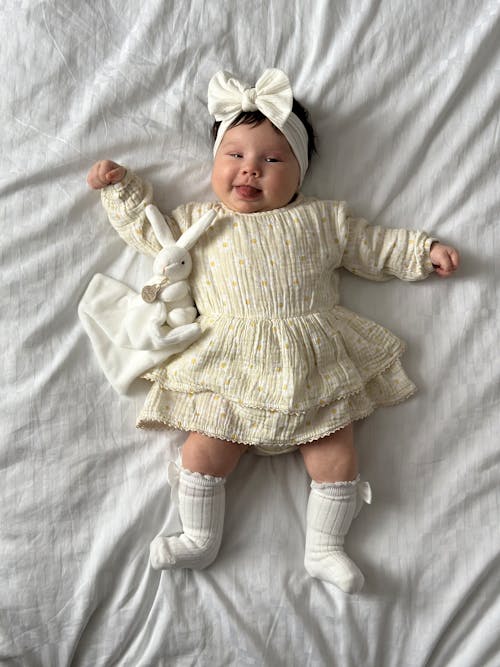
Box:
[78, 205, 216, 394]
[140, 204, 216, 348]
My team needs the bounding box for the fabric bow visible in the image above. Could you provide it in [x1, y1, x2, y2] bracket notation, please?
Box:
[208, 68, 293, 129]
[166, 448, 183, 506]
[355, 480, 373, 517]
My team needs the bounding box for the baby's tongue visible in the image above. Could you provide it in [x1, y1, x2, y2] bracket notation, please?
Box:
[237, 185, 260, 197]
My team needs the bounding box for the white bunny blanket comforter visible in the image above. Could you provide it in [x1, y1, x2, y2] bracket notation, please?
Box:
[2, 2, 500, 666]
[78, 206, 215, 393]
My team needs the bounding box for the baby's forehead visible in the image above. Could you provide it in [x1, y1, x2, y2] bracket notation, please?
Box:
[220, 121, 292, 150]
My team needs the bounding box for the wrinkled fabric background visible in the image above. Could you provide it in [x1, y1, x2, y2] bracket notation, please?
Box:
[1, 1, 499, 665]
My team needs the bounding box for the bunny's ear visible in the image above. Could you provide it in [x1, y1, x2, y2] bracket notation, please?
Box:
[177, 210, 217, 251]
[145, 204, 176, 247]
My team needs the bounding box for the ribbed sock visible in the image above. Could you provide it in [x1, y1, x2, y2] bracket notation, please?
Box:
[150, 467, 226, 570]
[304, 478, 365, 594]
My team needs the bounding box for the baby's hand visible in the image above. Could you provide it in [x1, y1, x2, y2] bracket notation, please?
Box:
[87, 160, 126, 190]
[430, 242, 460, 278]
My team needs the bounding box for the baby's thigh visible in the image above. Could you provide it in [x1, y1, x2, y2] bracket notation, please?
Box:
[299, 424, 357, 482]
[181, 432, 248, 477]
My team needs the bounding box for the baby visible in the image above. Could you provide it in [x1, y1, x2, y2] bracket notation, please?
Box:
[87, 69, 459, 594]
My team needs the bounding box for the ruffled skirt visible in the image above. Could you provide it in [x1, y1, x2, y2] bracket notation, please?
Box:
[137, 304, 417, 452]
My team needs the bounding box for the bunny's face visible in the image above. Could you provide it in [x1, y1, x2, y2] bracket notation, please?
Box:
[153, 245, 192, 281]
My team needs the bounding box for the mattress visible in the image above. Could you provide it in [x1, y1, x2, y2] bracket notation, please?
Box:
[1, 2, 499, 665]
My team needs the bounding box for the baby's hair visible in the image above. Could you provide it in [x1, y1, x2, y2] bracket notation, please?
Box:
[211, 98, 317, 164]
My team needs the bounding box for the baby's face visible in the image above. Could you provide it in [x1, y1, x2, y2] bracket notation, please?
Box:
[211, 119, 301, 213]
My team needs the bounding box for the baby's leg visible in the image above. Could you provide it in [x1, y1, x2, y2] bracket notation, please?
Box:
[182, 432, 249, 476]
[150, 434, 247, 571]
[300, 423, 357, 482]
[300, 425, 370, 594]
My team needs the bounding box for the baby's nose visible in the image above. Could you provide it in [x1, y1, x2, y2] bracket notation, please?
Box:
[241, 160, 260, 176]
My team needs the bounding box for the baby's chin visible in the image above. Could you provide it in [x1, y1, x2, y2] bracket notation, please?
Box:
[216, 191, 297, 214]
[226, 200, 269, 214]
[217, 194, 269, 214]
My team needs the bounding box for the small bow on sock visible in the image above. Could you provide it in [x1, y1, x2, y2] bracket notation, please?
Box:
[166, 448, 183, 506]
[355, 479, 372, 517]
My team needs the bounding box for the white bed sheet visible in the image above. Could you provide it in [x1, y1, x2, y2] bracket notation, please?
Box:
[2, 1, 500, 665]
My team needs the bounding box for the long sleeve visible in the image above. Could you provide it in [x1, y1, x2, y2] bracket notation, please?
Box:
[338, 204, 436, 282]
[100, 170, 180, 257]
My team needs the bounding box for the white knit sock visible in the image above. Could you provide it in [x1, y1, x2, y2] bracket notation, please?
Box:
[304, 478, 367, 594]
[150, 468, 226, 570]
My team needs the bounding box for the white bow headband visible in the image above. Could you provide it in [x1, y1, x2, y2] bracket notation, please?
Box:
[208, 69, 309, 185]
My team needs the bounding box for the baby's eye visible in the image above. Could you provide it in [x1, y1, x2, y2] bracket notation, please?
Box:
[265, 157, 280, 163]
[229, 153, 243, 159]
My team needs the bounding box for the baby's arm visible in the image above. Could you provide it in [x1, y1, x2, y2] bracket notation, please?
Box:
[338, 205, 458, 281]
[86, 160, 179, 257]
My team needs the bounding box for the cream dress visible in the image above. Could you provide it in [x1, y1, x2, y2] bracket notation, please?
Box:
[102, 172, 435, 454]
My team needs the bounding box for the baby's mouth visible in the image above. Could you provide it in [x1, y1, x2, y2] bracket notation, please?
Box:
[234, 185, 261, 199]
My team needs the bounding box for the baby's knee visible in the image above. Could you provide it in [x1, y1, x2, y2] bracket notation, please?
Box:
[300, 429, 358, 482]
[181, 432, 248, 477]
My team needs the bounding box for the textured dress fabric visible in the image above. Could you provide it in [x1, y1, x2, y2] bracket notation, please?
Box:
[102, 172, 435, 451]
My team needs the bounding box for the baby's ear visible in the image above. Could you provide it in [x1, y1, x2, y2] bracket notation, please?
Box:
[145, 205, 175, 247]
